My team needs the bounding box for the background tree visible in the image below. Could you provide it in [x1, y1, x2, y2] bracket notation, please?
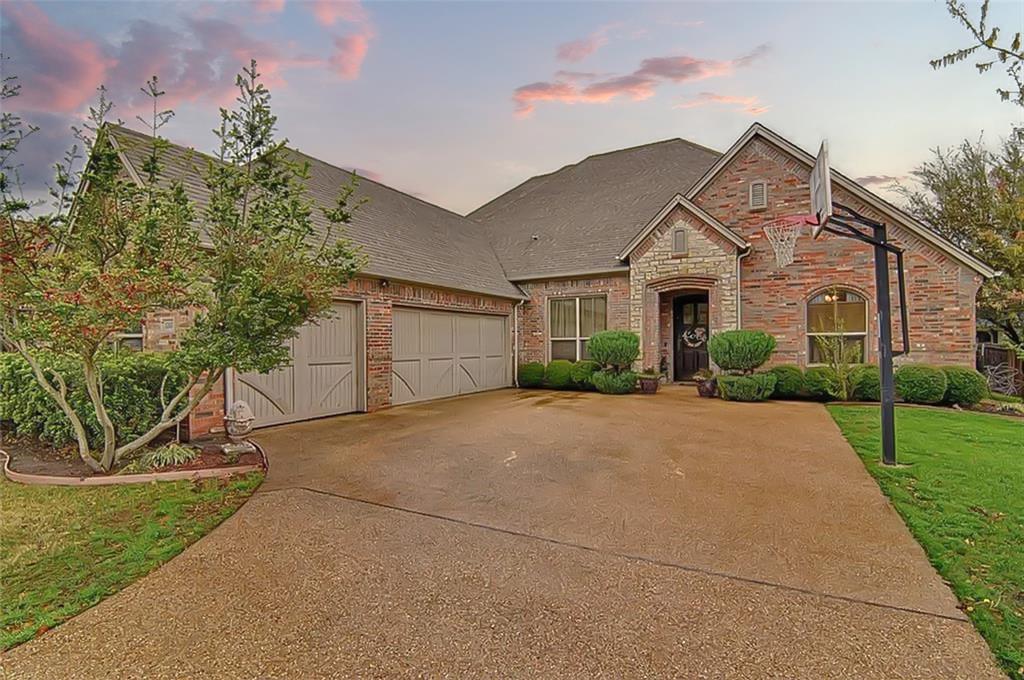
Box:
[931, 0, 1023, 106]
[898, 131, 1024, 348]
[0, 61, 363, 472]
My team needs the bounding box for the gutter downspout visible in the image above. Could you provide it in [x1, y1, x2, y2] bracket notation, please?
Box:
[513, 299, 525, 386]
[736, 245, 752, 329]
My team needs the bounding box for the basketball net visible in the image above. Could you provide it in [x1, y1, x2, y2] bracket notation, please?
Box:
[762, 215, 819, 268]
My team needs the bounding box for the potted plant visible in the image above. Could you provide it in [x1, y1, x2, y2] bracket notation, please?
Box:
[637, 367, 661, 394]
[693, 369, 717, 398]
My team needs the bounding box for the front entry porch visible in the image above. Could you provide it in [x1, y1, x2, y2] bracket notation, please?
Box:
[669, 292, 710, 380]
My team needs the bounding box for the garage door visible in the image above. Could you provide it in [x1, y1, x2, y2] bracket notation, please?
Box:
[392, 307, 509, 405]
[235, 302, 361, 427]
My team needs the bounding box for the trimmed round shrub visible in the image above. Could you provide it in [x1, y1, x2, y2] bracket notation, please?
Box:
[570, 360, 600, 390]
[590, 370, 637, 395]
[849, 365, 881, 401]
[718, 372, 778, 402]
[941, 365, 988, 405]
[895, 364, 948, 404]
[586, 330, 640, 370]
[544, 360, 575, 389]
[804, 366, 840, 401]
[769, 364, 805, 399]
[707, 330, 776, 374]
[517, 362, 545, 388]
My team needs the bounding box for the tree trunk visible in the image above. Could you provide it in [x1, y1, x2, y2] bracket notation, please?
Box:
[114, 368, 224, 460]
[82, 357, 118, 471]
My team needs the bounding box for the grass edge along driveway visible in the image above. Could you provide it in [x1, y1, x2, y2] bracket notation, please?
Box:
[828, 406, 1023, 679]
[1, 472, 263, 650]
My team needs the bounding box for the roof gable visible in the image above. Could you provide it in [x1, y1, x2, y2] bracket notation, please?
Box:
[685, 123, 996, 278]
[617, 193, 749, 260]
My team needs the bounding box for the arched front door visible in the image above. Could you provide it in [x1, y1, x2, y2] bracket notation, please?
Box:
[673, 293, 710, 380]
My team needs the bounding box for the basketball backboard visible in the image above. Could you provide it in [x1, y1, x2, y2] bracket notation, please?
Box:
[809, 140, 832, 238]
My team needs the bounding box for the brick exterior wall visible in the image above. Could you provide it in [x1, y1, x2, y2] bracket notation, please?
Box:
[514, 274, 631, 365]
[628, 206, 739, 371]
[690, 137, 982, 367]
[143, 276, 515, 439]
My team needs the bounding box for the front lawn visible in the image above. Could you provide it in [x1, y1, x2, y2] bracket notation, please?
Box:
[0, 472, 262, 650]
[828, 406, 1023, 678]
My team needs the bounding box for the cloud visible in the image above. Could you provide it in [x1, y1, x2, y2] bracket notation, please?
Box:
[329, 29, 373, 79]
[556, 27, 611, 63]
[254, 0, 286, 12]
[0, 1, 111, 113]
[514, 44, 771, 116]
[855, 174, 903, 186]
[675, 92, 770, 115]
[305, 0, 367, 26]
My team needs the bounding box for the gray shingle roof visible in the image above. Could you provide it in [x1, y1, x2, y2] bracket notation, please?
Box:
[469, 139, 721, 280]
[109, 125, 525, 300]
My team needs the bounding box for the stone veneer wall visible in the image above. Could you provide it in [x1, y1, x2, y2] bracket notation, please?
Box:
[514, 274, 631, 365]
[628, 206, 739, 370]
[691, 137, 982, 366]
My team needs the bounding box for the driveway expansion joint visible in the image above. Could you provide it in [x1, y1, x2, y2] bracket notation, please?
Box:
[262, 484, 971, 625]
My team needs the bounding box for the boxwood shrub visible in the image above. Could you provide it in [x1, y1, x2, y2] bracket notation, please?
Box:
[570, 360, 600, 390]
[0, 351, 188, 448]
[517, 362, 545, 388]
[940, 365, 988, 405]
[586, 331, 640, 370]
[849, 365, 881, 401]
[718, 372, 778, 402]
[544, 360, 575, 389]
[590, 370, 637, 395]
[895, 364, 948, 404]
[707, 330, 776, 374]
[804, 366, 840, 401]
[768, 364, 804, 399]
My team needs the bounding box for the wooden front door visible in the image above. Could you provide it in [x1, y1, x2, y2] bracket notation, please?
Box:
[673, 294, 710, 381]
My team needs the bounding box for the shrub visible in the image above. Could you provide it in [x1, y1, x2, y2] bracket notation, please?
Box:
[769, 365, 805, 399]
[849, 365, 881, 401]
[590, 370, 637, 394]
[707, 330, 776, 374]
[0, 351, 188, 448]
[140, 443, 200, 470]
[895, 364, 948, 404]
[586, 331, 640, 370]
[804, 366, 841, 401]
[517, 362, 545, 388]
[544, 360, 575, 389]
[717, 373, 778, 402]
[570, 360, 600, 390]
[941, 366, 988, 405]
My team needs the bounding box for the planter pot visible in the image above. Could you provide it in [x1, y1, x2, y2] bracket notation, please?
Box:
[638, 376, 660, 394]
[695, 378, 718, 398]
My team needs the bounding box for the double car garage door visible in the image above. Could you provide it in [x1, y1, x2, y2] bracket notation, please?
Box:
[236, 303, 509, 427]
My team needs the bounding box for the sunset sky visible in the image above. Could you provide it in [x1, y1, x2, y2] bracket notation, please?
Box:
[2, 0, 1021, 213]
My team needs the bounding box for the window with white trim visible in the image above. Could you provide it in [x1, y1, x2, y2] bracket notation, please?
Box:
[549, 295, 607, 361]
[807, 289, 867, 364]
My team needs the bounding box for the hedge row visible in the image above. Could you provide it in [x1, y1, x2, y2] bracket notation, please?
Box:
[517, 359, 608, 392]
[764, 362, 987, 405]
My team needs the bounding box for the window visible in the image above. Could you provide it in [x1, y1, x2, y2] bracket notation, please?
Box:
[807, 289, 867, 364]
[672, 227, 687, 255]
[111, 320, 143, 353]
[550, 296, 607, 361]
[749, 180, 768, 210]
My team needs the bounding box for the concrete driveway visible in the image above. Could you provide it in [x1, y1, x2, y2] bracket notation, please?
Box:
[3, 387, 1002, 678]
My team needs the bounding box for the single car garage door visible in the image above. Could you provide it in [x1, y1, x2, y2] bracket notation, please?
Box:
[235, 301, 362, 427]
[392, 307, 509, 405]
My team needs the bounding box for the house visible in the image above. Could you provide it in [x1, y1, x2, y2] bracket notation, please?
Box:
[107, 123, 996, 436]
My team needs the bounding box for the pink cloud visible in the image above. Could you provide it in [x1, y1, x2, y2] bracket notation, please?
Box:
[0, 0, 111, 113]
[254, 0, 286, 12]
[329, 30, 372, 79]
[556, 30, 608, 63]
[515, 44, 771, 117]
[305, 0, 367, 26]
[675, 92, 770, 115]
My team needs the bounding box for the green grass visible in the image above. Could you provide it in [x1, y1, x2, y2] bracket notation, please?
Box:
[828, 406, 1023, 678]
[0, 472, 262, 650]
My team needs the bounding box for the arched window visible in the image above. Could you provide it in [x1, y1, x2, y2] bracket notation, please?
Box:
[807, 289, 867, 364]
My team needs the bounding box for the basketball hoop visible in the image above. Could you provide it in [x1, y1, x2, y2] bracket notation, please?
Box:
[762, 214, 818, 268]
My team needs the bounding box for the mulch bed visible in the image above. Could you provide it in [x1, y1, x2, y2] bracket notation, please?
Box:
[0, 434, 262, 478]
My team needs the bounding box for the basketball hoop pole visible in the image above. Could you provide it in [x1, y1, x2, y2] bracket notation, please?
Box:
[821, 202, 910, 467]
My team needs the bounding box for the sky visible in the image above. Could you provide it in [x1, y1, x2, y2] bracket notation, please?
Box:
[2, 0, 1022, 214]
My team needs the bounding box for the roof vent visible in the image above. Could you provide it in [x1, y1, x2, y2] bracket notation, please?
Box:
[749, 180, 768, 211]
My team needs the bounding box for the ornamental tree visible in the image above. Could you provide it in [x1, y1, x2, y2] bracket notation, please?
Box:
[0, 62, 363, 472]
